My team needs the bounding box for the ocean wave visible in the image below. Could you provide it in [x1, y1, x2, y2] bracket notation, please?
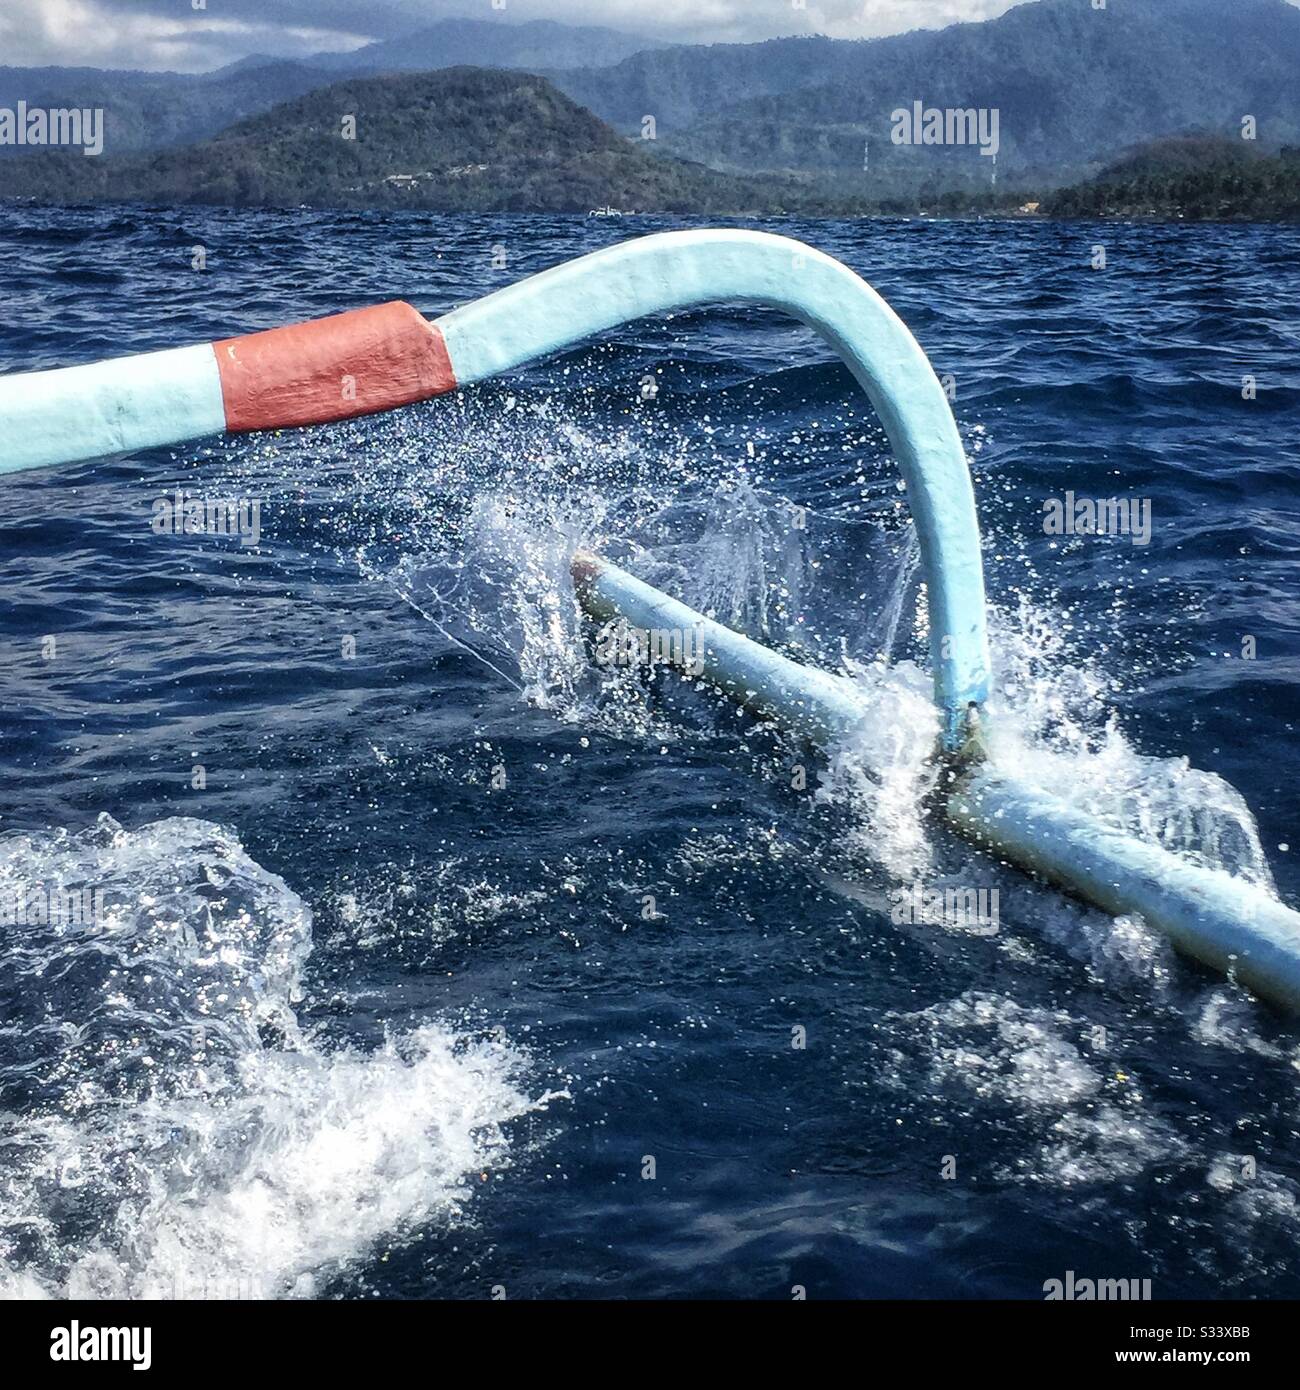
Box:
[0, 815, 560, 1300]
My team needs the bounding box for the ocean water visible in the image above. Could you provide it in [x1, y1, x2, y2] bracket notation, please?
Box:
[0, 204, 1298, 1300]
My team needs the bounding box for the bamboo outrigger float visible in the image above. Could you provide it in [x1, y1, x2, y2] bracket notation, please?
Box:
[3, 230, 1298, 1011]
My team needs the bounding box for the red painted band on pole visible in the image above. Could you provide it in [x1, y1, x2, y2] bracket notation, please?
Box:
[214, 301, 456, 433]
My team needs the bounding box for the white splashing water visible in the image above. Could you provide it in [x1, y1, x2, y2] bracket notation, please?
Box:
[341, 433, 1294, 1222]
[377, 479, 1282, 929]
[981, 592, 1276, 890]
[882, 992, 1188, 1187]
[0, 815, 560, 1300]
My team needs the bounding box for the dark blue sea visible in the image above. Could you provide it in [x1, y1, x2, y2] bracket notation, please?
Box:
[0, 205, 1298, 1300]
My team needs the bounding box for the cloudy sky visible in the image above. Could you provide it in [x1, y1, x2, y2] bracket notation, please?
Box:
[1, 0, 1038, 72]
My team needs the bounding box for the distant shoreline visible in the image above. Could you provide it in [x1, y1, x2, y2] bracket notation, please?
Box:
[3, 194, 1298, 228]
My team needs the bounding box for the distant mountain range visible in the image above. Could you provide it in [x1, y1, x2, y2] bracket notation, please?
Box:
[0, 69, 844, 215]
[0, 60, 335, 156]
[2, 0, 1299, 204]
[0, 18, 663, 160]
[297, 18, 664, 74]
[0, 19, 658, 160]
[547, 0, 1300, 184]
[5, 63, 1292, 222]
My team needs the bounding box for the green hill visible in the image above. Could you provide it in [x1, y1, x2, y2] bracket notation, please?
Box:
[0, 21, 661, 160]
[1043, 136, 1300, 220]
[0, 68, 842, 214]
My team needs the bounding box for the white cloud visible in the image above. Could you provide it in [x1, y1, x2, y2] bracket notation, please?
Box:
[0, 0, 1033, 70]
[3, 0, 1296, 72]
[526, 0, 1026, 44]
[0, 0, 372, 70]
[810, 0, 1028, 40]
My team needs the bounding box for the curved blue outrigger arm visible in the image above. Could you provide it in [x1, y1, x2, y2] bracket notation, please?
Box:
[4, 230, 1300, 1012]
[0, 230, 989, 748]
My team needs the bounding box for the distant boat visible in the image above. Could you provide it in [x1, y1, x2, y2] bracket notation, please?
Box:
[588, 206, 624, 218]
